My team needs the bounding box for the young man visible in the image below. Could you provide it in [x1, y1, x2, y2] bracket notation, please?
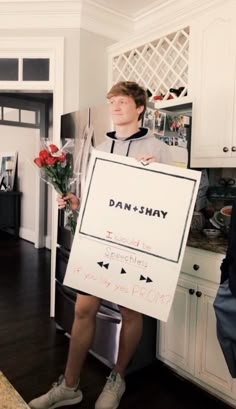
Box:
[29, 81, 172, 409]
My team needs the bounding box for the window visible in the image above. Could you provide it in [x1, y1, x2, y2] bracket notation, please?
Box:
[0, 105, 40, 127]
[0, 59, 18, 81]
[20, 110, 37, 125]
[3, 107, 19, 122]
[23, 58, 50, 81]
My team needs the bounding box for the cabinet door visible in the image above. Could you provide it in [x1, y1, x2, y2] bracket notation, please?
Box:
[195, 284, 234, 395]
[191, 7, 236, 166]
[158, 276, 197, 374]
[231, 34, 236, 158]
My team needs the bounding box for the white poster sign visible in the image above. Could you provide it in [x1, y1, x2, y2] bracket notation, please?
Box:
[64, 150, 201, 321]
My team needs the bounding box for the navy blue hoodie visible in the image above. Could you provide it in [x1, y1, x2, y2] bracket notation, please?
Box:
[220, 197, 236, 295]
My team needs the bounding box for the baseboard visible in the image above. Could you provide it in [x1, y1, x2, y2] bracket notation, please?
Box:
[45, 235, 51, 249]
[19, 227, 51, 249]
[19, 227, 35, 243]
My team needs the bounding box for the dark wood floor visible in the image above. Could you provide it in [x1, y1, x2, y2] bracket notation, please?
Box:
[0, 231, 233, 409]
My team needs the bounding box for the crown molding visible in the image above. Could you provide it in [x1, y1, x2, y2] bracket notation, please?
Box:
[134, 0, 225, 33]
[0, 1, 83, 29]
[0, 0, 226, 38]
[107, 0, 226, 54]
[0, 0, 72, 2]
[0, 0, 132, 37]
[80, 1, 133, 40]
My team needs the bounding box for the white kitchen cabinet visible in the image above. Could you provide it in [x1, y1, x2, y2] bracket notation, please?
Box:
[158, 247, 236, 406]
[195, 283, 233, 394]
[159, 275, 197, 374]
[190, 3, 236, 167]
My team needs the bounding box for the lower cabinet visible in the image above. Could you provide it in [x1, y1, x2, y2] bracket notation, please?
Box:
[158, 247, 236, 406]
[159, 276, 197, 374]
[195, 283, 233, 394]
[0, 191, 22, 237]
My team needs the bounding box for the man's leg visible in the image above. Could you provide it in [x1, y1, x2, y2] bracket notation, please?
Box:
[95, 307, 143, 409]
[115, 307, 143, 377]
[28, 294, 101, 409]
[64, 294, 102, 386]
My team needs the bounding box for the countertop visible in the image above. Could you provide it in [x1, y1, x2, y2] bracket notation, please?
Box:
[187, 231, 228, 255]
[0, 371, 29, 409]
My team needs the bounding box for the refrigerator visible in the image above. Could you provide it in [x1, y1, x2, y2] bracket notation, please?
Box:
[144, 102, 192, 168]
[55, 105, 157, 372]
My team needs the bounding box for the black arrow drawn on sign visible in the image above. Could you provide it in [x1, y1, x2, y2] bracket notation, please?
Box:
[140, 275, 153, 283]
[97, 261, 109, 269]
[121, 268, 127, 274]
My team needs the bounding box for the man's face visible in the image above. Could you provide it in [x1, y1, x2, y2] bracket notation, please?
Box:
[108, 95, 144, 127]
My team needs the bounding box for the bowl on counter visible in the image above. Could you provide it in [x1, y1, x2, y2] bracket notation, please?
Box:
[202, 228, 221, 239]
[209, 213, 223, 229]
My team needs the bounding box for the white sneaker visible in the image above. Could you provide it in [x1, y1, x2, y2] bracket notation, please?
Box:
[28, 375, 83, 409]
[95, 370, 126, 409]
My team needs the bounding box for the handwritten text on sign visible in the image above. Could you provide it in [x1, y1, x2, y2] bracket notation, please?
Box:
[64, 151, 200, 321]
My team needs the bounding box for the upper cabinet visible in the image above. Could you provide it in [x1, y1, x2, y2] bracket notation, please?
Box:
[107, 26, 192, 108]
[190, 3, 236, 167]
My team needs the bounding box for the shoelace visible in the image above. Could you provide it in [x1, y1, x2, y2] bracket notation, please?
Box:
[104, 373, 122, 392]
[47, 376, 66, 402]
[49, 376, 80, 396]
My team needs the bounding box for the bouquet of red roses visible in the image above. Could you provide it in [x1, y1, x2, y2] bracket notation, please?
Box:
[33, 142, 78, 234]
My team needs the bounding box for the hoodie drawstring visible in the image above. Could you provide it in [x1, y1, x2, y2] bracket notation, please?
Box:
[110, 140, 132, 157]
[110, 140, 115, 154]
[126, 141, 132, 157]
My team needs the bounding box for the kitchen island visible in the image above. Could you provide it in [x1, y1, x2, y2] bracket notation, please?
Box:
[0, 371, 30, 408]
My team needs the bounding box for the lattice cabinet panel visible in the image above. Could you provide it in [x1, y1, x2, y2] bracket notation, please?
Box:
[111, 27, 189, 101]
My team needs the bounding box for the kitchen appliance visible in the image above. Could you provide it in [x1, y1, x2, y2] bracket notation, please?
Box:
[55, 105, 157, 373]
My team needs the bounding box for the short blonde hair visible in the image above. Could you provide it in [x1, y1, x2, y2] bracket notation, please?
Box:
[107, 81, 147, 120]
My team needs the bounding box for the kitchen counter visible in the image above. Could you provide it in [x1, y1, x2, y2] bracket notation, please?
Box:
[187, 231, 228, 255]
[0, 371, 29, 409]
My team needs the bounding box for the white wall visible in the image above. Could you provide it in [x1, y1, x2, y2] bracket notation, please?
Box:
[78, 29, 115, 109]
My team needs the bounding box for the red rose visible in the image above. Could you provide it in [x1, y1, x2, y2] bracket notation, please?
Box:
[34, 157, 44, 167]
[45, 157, 57, 166]
[49, 144, 59, 153]
[57, 153, 66, 162]
[39, 149, 49, 160]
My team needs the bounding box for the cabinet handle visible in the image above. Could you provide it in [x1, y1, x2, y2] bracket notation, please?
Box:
[189, 288, 195, 295]
[223, 147, 229, 152]
[232, 146, 236, 152]
[193, 264, 199, 271]
[196, 291, 202, 297]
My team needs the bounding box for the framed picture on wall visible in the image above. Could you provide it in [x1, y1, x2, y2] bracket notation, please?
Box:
[143, 107, 155, 131]
[154, 110, 166, 136]
[0, 175, 6, 190]
[0, 152, 18, 191]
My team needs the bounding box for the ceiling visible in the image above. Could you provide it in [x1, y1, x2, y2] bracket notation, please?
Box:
[90, 0, 169, 18]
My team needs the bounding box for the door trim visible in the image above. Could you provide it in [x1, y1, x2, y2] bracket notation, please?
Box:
[0, 36, 64, 316]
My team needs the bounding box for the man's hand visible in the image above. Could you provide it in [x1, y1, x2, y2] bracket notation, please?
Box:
[136, 154, 157, 165]
[57, 193, 80, 211]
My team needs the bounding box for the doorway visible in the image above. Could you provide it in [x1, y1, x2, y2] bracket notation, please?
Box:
[0, 92, 53, 248]
[0, 93, 53, 248]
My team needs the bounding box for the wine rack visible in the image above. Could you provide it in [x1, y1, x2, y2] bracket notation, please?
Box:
[111, 27, 190, 101]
